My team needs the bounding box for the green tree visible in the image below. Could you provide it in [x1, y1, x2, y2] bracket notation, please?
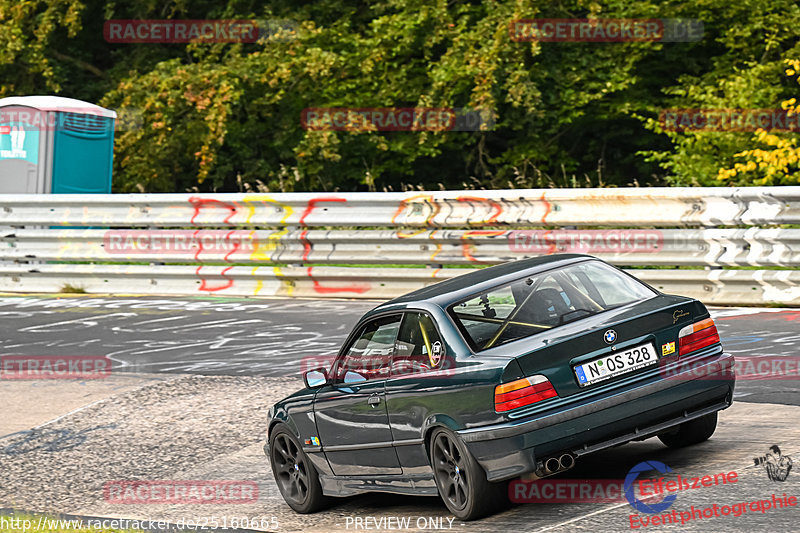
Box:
[2, 0, 798, 192]
[639, 0, 800, 186]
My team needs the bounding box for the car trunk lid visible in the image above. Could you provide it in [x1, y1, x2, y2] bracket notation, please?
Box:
[482, 294, 712, 398]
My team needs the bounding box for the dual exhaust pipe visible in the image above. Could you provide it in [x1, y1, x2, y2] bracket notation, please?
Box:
[527, 453, 576, 480]
[543, 453, 575, 475]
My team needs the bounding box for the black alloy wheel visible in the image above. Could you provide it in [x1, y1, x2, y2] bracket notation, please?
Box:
[432, 430, 470, 511]
[269, 427, 329, 513]
[429, 427, 507, 520]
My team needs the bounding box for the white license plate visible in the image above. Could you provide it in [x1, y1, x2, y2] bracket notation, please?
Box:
[575, 342, 658, 387]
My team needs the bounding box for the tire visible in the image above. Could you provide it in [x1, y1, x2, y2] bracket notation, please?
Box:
[269, 426, 330, 513]
[658, 412, 718, 448]
[429, 427, 507, 520]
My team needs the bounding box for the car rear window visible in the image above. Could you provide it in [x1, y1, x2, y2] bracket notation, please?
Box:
[448, 260, 656, 351]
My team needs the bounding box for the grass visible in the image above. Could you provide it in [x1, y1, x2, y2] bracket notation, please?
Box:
[59, 284, 88, 294]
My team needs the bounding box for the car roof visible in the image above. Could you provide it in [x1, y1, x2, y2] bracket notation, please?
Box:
[370, 253, 597, 314]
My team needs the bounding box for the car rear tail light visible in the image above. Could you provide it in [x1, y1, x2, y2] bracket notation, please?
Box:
[495, 375, 557, 412]
[678, 318, 720, 356]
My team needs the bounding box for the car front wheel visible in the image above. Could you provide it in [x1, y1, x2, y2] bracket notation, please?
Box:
[658, 412, 718, 448]
[269, 426, 329, 513]
[429, 427, 506, 520]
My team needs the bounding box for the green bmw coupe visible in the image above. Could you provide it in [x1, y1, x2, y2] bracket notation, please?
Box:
[265, 254, 735, 520]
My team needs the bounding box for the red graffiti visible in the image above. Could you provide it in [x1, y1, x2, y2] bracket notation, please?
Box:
[455, 196, 503, 225]
[192, 230, 204, 263]
[538, 192, 553, 225]
[188, 197, 239, 225]
[299, 229, 312, 262]
[306, 267, 370, 294]
[299, 197, 347, 226]
[296, 198, 346, 266]
[461, 230, 506, 263]
[188, 198, 240, 293]
[223, 230, 242, 262]
[461, 230, 507, 238]
[185, 230, 248, 263]
[544, 229, 556, 254]
[196, 265, 235, 292]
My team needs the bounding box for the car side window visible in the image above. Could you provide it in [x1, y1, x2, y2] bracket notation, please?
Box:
[392, 312, 446, 376]
[334, 314, 401, 384]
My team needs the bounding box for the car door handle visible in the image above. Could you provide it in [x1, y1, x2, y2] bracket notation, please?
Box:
[368, 394, 381, 408]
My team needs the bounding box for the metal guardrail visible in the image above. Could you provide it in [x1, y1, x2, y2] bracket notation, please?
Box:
[0, 263, 796, 306]
[0, 264, 461, 300]
[0, 187, 798, 305]
[0, 187, 798, 227]
[2, 228, 799, 267]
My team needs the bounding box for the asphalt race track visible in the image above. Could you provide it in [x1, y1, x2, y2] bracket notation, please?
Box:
[1, 295, 799, 533]
[0, 296, 370, 377]
[0, 295, 797, 404]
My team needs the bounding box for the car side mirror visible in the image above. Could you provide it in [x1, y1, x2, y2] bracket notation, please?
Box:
[303, 367, 329, 388]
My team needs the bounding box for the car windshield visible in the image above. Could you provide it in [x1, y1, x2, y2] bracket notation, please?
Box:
[448, 260, 656, 351]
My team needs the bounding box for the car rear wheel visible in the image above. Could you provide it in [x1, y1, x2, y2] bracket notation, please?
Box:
[658, 412, 718, 448]
[269, 427, 329, 513]
[429, 428, 507, 520]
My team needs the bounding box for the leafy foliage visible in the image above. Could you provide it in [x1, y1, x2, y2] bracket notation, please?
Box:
[1, 0, 798, 191]
[715, 59, 800, 185]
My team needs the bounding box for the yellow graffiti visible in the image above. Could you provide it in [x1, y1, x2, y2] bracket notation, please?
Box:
[391, 194, 440, 226]
[251, 265, 295, 297]
[396, 228, 429, 239]
[252, 266, 264, 295]
[56, 230, 82, 260]
[428, 229, 442, 263]
[242, 195, 294, 263]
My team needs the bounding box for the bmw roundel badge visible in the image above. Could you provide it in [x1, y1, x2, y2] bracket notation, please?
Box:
[604, 329, 617, 344]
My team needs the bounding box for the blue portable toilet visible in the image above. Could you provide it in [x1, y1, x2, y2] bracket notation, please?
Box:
[0, 96, 116, 194]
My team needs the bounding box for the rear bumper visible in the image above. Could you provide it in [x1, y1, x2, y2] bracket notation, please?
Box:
[458, 351, 735, 482]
